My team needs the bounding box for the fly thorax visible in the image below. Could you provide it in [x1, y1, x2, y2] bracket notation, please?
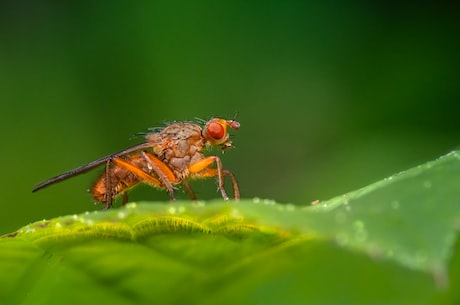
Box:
[169, 155, 191, 171]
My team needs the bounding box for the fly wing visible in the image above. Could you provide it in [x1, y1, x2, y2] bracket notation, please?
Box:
[32, 142, 153, 192]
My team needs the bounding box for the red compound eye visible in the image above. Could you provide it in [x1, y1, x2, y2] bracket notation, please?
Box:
[207, 122, 225, 139]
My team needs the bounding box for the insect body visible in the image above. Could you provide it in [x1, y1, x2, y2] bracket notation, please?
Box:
[33, 118, 240, 209]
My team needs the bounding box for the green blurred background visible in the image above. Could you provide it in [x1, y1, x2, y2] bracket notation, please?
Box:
[0, 1, 459, 234]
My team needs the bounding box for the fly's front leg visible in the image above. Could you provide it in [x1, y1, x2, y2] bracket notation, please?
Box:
[188, 156, 229, 200]
[222, 169, 240, 200]
[193, 168, 240, 200]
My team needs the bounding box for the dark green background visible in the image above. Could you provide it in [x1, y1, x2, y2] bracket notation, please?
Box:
[1, 1, 459, 234]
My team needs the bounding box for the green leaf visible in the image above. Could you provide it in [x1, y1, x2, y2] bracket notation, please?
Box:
[1, 151, 460, 305]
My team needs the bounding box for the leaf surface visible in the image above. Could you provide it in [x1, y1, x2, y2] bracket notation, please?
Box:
[1, 152, 460, 305]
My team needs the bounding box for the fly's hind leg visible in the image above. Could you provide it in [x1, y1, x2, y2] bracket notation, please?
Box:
[182, 181, 197, 200]
[140, 151, 178, 201]
[111, 157, 165, 202]
[121, 191, 128, 205]
[104, 159, 113, 210]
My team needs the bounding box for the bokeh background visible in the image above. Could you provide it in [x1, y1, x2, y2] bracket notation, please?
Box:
[1, 1, 459, 234]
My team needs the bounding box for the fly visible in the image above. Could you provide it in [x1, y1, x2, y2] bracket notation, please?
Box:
[32, 118, 240, 209]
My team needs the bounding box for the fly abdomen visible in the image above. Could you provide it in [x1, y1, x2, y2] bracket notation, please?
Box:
[91, 166, 140, 203]
[90, 155, 150, 203]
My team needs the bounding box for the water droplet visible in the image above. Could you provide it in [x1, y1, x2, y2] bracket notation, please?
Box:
[414, 251, 428, 266]
[168, 207, 176, 214]
[432, 265, 449, 289]
[231, 208, 242, 219]
[367, 245, 383, 259]
[335, 211, 347, 223]
[25, 226, 35, 233]
[386, 249, 394, 258]
[355, 229, 368, 242]
[443, 232, 455, 245]
[126, 202, 137, 209]
[55, 222, 62, 228]
[423, 180, 432, 189]
[353, 220, 364, 230]
[336, 233, 349, 246]
[86, 219, 94, 226]
[391, 200, 400, 209]
[352, 220, 367, 242]
[117, 211, 126, 219]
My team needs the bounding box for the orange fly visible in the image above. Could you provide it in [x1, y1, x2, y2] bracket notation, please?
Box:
[32, 118, 240, 209]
